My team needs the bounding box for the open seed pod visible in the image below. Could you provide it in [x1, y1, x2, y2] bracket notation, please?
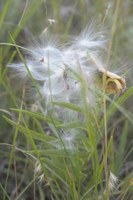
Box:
[100, 68, 126, 95]
[89, 54, 126, 95]
[93, 68, 126, 95]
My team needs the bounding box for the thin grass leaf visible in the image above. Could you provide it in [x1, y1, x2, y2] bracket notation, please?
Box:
[53, 101, 82, 113]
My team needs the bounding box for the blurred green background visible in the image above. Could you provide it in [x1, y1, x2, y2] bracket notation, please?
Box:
[0, 0, 133, 199]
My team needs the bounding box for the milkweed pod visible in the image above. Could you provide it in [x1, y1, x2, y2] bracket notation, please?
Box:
[100, 68, 126, 95]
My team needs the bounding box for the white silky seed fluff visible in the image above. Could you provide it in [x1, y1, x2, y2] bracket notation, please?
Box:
[9, 24, 120, 121]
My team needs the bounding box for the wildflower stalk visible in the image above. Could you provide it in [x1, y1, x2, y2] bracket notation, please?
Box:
[103, 1, 121, 199]
[103, 72, 109, 200]
[13, 150, 18, 197]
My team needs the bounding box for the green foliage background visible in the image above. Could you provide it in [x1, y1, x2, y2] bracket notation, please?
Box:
[0, 0, 133, 200]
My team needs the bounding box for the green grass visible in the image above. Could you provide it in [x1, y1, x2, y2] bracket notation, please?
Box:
[0, 0, 133, 200]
